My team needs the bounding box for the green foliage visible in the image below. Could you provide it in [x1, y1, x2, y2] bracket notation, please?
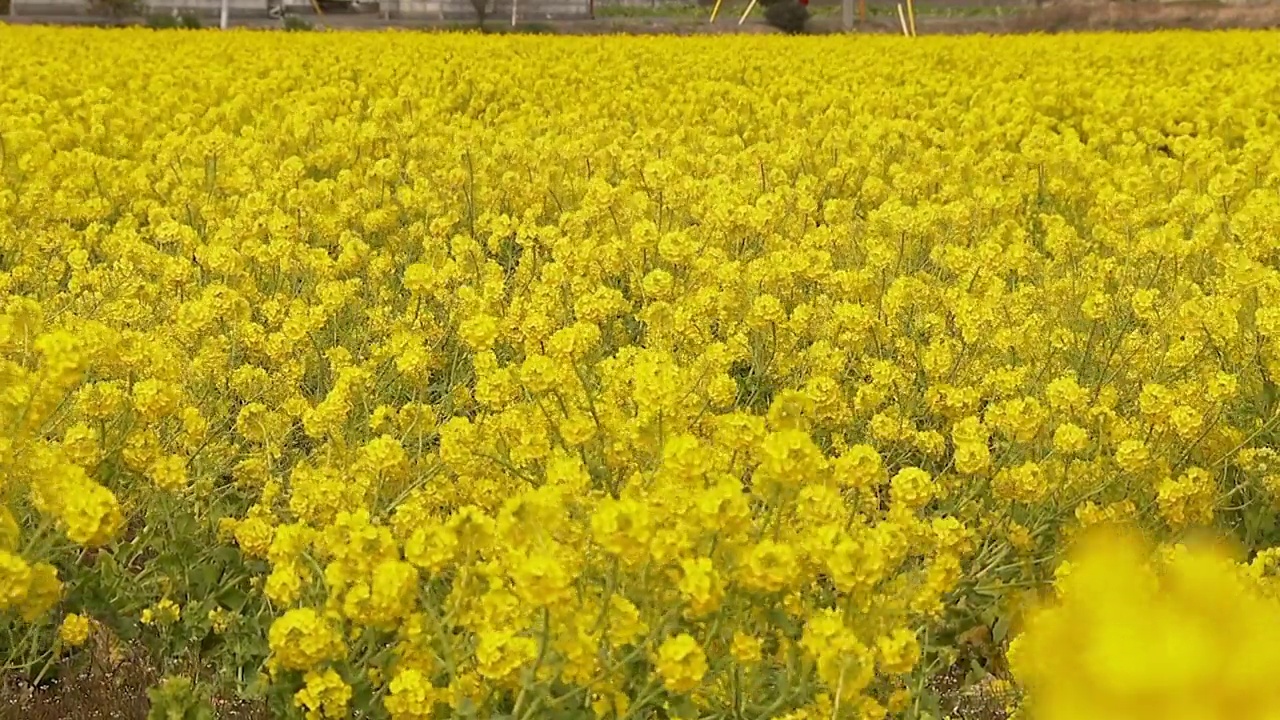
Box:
[146, 677, 215, 720]
[516, 21, 556, 33]
[145, 12, 179, 27]
[763, 0, 809, 32]
[283, 14, 315, 30]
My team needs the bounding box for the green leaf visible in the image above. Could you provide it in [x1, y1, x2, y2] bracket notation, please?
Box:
[191, 564, 221, 593]
[209, 546, 244, 567]
[218, 587, 249, 612]
[917, 686, 944, 718]
[978, 606, 998, 628]
[668, 696, 699, 719]
[964, 659, 988, 686]
[993, 613, 1013, 644]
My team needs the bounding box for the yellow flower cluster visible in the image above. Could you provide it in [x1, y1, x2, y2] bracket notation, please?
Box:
[2, 24, 1280, 718]
[1012, 529, 1280, 720]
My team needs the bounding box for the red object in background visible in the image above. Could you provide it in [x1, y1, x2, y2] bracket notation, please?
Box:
[798, 0, 808, 5]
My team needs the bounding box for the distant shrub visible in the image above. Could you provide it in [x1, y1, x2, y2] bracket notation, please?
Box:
[144, 11, 180, 26]
[762, 0, 809, 32]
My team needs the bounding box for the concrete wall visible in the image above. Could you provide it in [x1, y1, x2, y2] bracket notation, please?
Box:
[10, 0, 588, 17]
[12, 0, 277, 15]
[493, 0, 589, 17]
[596, 0, 686, 6]
[390, 0, 588, 18]
[162, 0, 263, 10]
[11, 0, 89, 12]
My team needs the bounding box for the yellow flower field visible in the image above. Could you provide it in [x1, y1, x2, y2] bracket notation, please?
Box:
[3, 25, 1280, 719]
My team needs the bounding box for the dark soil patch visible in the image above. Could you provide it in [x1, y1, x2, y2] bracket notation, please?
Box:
[0, 638, 267, 720]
